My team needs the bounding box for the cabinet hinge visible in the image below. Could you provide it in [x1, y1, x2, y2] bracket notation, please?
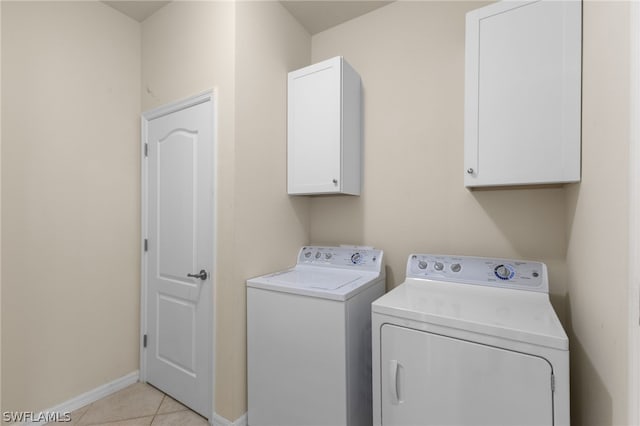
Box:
[551, 373, 555, 392]
[144, 239, 148, 252]
[143, 334, 147, 348]
[144, 143, 148, 157]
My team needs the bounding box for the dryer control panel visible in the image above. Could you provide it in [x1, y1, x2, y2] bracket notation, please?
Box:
[298, 246, 383, 272]
[406, 254, 548, 293]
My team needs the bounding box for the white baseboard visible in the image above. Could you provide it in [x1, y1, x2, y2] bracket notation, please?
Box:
[211, 411, 247, 426]
[18, 371, 139, 425]
[13, 371, 246, 426]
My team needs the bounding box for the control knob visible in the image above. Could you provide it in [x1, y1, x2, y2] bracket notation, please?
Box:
[451, 263, 461, 273]
[351, 253, 362, 264]
[434, 261, 444, 271]
[418, 260, 428, 270]
[494, 264, 511, 280]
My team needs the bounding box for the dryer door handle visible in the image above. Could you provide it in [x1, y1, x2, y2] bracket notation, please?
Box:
[389, 359, 401, 405]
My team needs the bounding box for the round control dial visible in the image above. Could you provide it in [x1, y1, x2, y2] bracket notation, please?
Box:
[351, 253, 362, 264]
[494, 264, 514, 280]
[434, 261, 444, 271]
[315, 251, 322, 259]
[450, 263, 461, 273]
[417, 260, 428, 270]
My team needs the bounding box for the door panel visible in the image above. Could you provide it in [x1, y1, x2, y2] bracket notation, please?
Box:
[144, 96, 214, 418]
[158, 130, 198, 283]
[464, 0, 581, 186]
[157, 294, 196, 375]
[381, 324, 553, 426]
[288, 58, 342, 193]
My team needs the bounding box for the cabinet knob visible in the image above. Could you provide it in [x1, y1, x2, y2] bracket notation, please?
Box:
[467, 168, 474, 174]
[332, 179, 338, 185]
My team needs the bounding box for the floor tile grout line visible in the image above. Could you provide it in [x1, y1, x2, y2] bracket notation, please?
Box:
[73, 401, 92, 425]
[82, 413, 158, 426]
[149, 392, 166, 425]
[76, 383, 166, 425]
[61, 383, 194, 425]
[156, 394, 167, 415]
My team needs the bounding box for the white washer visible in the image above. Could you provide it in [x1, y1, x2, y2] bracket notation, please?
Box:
[372, 254, 569, 426]
[247, 246, 385, 426]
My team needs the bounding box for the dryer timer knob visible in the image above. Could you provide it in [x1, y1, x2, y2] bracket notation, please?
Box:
[495, 265, 512, 280]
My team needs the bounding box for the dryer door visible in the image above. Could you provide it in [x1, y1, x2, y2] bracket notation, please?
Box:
[380, 324, 554, 426]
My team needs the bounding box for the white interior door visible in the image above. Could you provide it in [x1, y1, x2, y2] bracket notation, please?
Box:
[380, 324, 553, 426]
[142, 93, 214, 418]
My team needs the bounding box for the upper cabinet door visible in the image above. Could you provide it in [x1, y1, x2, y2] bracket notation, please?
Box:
[288, 56, 362, 195]
[464, 0, 582, 188]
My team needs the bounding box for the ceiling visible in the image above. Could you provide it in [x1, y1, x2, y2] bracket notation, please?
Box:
[103, 1, 170, 22]
[102, 1, 392, 34]
[280, 1, 393, 34]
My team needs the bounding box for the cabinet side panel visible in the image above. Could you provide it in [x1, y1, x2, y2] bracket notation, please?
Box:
[287, 71, 295, 192]
[341, 58, 362, 196]
[561, 0, 582, 182]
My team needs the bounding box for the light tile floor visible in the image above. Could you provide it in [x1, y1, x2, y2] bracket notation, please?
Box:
[46, 382, 209, 426]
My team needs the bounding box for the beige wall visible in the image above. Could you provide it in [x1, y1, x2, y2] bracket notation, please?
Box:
[1, 1, 140, 413]
[0, 1, 633, 424]
[565, 2, 631, 425]
[309, 1, 568, 312]
[142, 1, 311, 420]
[232, 1, 311, 418]
[0, 0, 3, 413]
[141, 1, 235, 113]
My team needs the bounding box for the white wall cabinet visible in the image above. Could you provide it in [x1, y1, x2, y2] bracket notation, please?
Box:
[464, 0, 582, 188]
[288, 56, 361, 195]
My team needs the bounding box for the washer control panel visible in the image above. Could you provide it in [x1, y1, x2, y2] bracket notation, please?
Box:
[406, 254, 547, 293]
[298, 246, 383, 272]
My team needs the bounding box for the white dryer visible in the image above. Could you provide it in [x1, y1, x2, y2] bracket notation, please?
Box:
[247, 246, 385, 426]
[372, 254, 569, 426]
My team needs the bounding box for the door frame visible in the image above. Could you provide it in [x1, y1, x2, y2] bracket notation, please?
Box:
[140, 90, 216, 421]
[629, 2, 640, 424]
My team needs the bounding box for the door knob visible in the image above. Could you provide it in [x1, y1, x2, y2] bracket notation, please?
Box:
[187, 269, 208, 280]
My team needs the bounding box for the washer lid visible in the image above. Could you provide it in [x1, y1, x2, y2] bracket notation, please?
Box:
[372, 278, 568, 350]
[247, 266, 381, 301]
